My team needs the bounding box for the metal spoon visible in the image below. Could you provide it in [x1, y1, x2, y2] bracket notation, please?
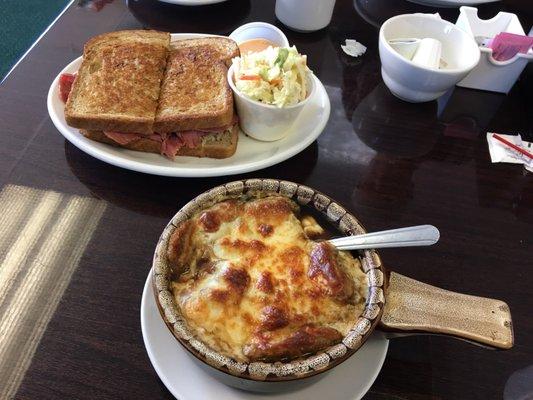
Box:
[328, 225, 440, 251]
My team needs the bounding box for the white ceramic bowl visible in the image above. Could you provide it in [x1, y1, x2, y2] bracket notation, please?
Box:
[229, 22, 290, 48]
[379, 14, 480, 103]
[227, 64, 315, 141]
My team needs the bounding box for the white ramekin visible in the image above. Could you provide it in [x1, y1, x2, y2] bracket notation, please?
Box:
[229, 22, 290, 48]
[227, 64, 315, 141]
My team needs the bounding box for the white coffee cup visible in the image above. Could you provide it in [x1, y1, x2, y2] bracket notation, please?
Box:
[275, 0, 336, 32]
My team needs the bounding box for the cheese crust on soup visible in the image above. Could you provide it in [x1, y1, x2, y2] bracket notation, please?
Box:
[167, 195, 367, 362]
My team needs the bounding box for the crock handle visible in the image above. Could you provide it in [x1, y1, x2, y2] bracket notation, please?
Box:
[378, 272, 513, 349]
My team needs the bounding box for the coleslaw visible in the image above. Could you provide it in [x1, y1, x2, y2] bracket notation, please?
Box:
[232, 46, 311, 107]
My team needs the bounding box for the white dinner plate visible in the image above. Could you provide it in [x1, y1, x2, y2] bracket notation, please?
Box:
[158, 0, 228, 5]
[47, 34, 330, 177]
[140, 269, 389, 400]
[406, 0, 499, 7]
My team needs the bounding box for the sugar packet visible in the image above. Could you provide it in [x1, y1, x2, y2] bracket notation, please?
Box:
[488, 32, 533, 61]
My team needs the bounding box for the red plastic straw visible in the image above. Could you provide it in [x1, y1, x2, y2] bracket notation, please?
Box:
[492, 133, 533, 160]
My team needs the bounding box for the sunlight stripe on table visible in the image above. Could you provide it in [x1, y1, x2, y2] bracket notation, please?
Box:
[0, 188, 62, 306]
[0, 185, 106, 399]
[0, 185, 34, 253]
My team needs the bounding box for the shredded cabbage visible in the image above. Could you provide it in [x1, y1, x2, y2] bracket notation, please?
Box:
[232, 46, 311, 108]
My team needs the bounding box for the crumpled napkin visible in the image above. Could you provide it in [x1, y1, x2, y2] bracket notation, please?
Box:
[341, 39, 366, 58]
[486, 133, 533, 172]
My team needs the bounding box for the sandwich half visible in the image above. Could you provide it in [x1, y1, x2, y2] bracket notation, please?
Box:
[155, 41, 239, 159]
[65, 30, 170, 135]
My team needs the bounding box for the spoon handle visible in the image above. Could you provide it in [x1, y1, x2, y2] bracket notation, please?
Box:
[328, 225, 440, 251]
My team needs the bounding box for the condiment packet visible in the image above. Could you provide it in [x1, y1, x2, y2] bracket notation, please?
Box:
[388, 38, 447, 69]
[341, 39, 366, 58]
[411, 38, 442, 69]
[488, 32, 533, 61]
[486, 133, 533, 172]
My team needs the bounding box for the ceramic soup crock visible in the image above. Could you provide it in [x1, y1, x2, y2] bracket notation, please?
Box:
[152, 179, 513, 392]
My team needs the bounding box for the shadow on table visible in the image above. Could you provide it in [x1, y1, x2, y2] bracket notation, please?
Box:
[64, 139, 319, 217]
[126, 0, 251, 35]
[348, 83, 440, 216]
[504, 364, 533, 400]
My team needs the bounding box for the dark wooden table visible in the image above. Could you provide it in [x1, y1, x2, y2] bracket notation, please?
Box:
[1, 0, 531, 399]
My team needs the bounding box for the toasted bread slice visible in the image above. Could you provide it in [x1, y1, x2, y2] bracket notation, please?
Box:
[81, 124, 238, 159]
[170, 37, 239, 66]
[154, 47, 234, 133]
[82, 30, 170, 58]
[65, 30, 170, 135]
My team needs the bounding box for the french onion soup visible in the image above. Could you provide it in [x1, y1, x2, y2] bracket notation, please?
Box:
[166, 194, 367, 363]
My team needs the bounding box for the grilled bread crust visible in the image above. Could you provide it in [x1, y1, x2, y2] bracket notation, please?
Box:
[65, 30, 170, 135]
[80, 130, 161, 154]
[170, 37, 239, 66]
[81, 124, 238, 159]
[83, 30, 169, 57]
[154, 46, 234, 133]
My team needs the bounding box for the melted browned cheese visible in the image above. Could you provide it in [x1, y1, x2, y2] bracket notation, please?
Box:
[167, 195, 366, 362]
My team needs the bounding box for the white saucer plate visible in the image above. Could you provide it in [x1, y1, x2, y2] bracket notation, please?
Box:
[157, 0, 228, 5]
[140, 270, 389, 400]
[47, 34, 330, 177]
[406, 0, 499, 7]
